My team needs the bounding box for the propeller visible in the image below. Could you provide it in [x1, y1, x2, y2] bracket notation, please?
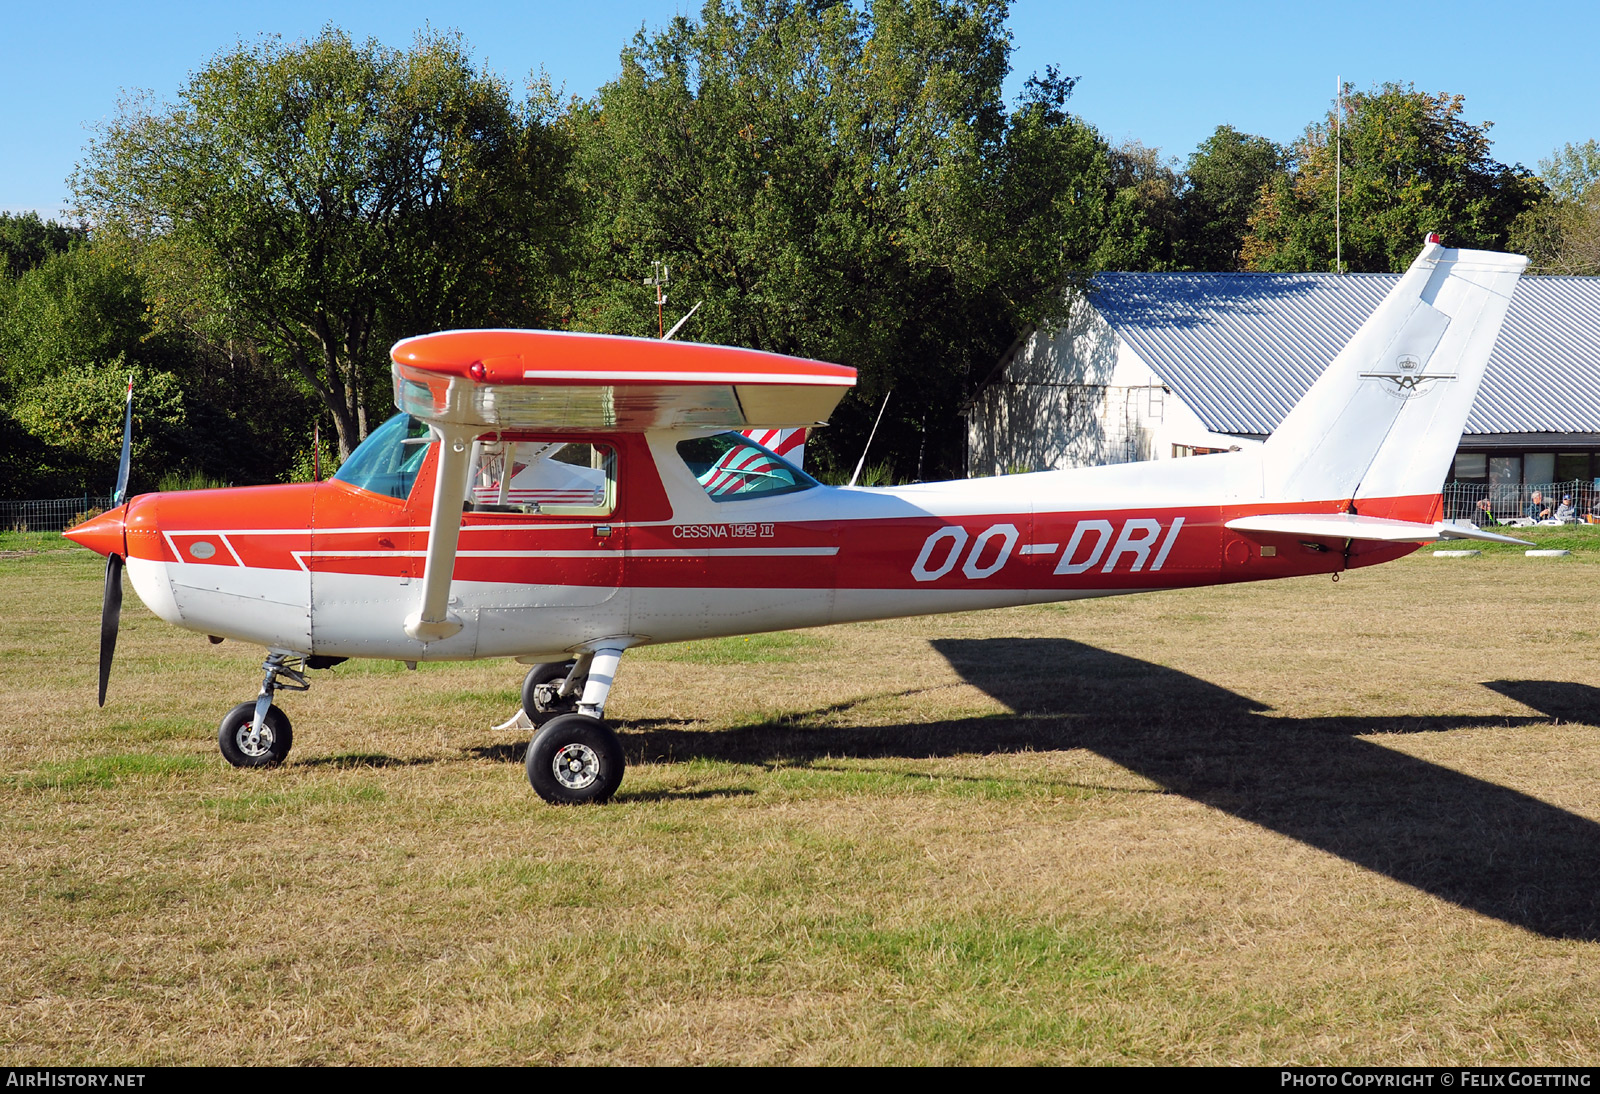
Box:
[97, 375, 134, 707]
[98, 554, 123, 706]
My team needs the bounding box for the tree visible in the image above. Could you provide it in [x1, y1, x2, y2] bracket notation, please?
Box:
[1088, 140, 1182, 272]
[0, 240, 149, 400]
[566, 0, 1126, 480]
[74, 28, 576, 457]
[1510, 140, 1600, 276]
[9, 359, 189, 489]
[0, 237, 286, 496]
[1176, 125, 1284, 271]
[1242, 83, 1542, 273]
[1538, 139, 1600, 203]
[0, 212, 83, 280]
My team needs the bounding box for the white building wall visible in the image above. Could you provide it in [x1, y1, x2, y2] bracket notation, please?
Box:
[968, 294, 1259, 476]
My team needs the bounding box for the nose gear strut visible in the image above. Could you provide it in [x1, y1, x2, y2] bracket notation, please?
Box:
[247, 652, 311, 751]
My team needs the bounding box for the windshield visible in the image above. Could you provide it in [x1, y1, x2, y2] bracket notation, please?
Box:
[332, 413, 432, 500]
[677, 432, 817, 501]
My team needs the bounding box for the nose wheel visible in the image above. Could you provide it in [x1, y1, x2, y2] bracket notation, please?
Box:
[218, 702, 293, 766]
[217, 651, 309, 767]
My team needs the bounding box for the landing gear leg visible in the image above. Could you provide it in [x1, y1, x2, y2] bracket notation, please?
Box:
[218, 651, 309, 767]
[525, 645, 626, 804]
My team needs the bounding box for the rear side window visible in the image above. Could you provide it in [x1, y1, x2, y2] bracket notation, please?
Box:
[677, 433, 816, 501]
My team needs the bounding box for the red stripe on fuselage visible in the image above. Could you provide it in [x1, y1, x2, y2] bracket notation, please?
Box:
[124, 480, 1432, 593]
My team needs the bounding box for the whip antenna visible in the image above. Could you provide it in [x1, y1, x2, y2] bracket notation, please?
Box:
[848, 390, 892, 487]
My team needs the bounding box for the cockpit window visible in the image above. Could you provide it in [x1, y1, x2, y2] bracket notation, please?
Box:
[332, 413, 431, 500]
[677, 432, 817, 501]
[466, 439, 615, 516]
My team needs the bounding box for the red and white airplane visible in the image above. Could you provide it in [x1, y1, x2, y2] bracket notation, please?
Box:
[66, 238, 1530, 803]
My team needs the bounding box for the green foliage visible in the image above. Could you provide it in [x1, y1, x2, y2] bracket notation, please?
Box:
[1512, 140, 1600, 276]
[280, 435, 344, 484]
[565, 1, 1129, 480]
[74, 27, 578, 458]
[0, 212, 83, 279]
[1538, 139, 1600, 203]
[1094, 140, 1182, 271]
[0, 236, 306, 496]
[155, 469, 232, 492]
[1242, 84, 1543, 272]
[9, 359, 188, 491]
[1176, 125, 1286, 271]
[0, 242, 149, 399]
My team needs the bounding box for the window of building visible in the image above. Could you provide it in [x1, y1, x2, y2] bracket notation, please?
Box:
[1453, 452, 1488, 480]
[1525, 452, 1556, 485]
[1557, 453, 1591, 483]
[1489, 456, 1523, 490]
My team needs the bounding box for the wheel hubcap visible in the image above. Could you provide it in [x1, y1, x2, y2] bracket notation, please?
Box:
[237, 723, 274, 758]
[551, 742, 600, 790]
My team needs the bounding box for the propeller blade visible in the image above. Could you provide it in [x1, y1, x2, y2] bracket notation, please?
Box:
[113, 374, 133, 506]
[97, 553, 124, 708]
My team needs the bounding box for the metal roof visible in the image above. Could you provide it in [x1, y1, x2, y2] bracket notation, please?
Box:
[1087, 272, 1600, 437]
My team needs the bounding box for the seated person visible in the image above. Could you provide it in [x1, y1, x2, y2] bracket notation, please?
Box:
[1473, 497, 1496, 526]
[1525, 490, 1551, 521]
[1555, 494, 1578, 523]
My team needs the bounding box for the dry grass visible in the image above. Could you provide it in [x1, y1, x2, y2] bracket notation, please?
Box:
[3, 540, 1600, 1064]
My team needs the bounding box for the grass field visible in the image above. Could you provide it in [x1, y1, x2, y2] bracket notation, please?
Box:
[4, 530, 1600, 1064]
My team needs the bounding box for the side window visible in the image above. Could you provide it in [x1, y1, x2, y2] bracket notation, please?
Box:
[677, 432, 817, 501]
[467, 439, 615, 516]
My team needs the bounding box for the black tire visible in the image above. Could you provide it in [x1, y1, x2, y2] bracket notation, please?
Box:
[521, 660, 586, 726]
[217, 701, 293, 767]
[525, 713, 624, 805]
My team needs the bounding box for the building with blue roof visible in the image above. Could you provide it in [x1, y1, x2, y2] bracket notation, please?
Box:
[967, 272, 1600, 502]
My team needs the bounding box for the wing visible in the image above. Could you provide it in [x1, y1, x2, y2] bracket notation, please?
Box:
[391, 329, 854, 432]
[388, 329, 856, 643]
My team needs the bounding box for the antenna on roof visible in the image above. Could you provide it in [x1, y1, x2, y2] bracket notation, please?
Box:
[644, 260, 669, 338]
[848, 390, 893, 487]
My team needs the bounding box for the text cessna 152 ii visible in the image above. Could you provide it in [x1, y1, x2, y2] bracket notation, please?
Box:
[67, 238, 1531, 803]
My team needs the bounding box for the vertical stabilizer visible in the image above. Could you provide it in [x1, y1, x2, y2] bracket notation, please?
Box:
[1259, 239, 1526, 507]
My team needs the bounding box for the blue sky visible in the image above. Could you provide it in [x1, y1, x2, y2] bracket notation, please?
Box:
[4, 1, 1596, 217]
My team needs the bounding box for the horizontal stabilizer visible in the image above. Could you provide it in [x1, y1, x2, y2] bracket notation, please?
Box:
[1432, 520, 1536, 545]
[1225, 513, 1533, 546]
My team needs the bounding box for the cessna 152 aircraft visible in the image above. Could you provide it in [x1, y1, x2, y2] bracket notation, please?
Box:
[66, 238, 1530, 803]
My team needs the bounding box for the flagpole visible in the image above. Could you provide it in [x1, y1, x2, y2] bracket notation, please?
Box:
[1335, 75, 1342, 275]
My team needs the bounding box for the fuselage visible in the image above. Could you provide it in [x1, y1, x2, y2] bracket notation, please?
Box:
[78, 428, 1428, 663]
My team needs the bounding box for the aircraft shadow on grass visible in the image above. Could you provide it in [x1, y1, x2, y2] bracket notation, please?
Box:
[619, 638, 1600, 941]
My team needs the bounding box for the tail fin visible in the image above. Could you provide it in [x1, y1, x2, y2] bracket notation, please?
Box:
[1259, 238, 1527, 513]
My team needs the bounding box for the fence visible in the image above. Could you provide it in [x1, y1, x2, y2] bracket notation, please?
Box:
[1442, 481, 1598, 524]
[0, 495, 115, 533]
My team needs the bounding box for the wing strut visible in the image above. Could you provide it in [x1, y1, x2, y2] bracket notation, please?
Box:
[405, 380, 480, 642]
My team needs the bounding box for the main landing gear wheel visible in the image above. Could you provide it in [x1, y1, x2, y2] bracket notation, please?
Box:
[217, 701, 293, 767]
[521, 661, 586, 726]
[526, 713, 624, 805]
